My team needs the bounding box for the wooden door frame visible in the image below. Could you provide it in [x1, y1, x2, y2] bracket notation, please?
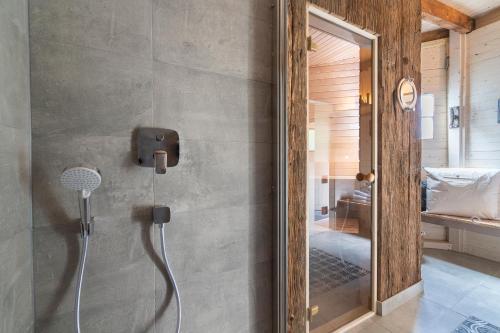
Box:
[275, 2, 380, 333]
[276, 1, 423, 332]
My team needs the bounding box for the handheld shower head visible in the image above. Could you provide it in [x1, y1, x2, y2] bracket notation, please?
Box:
[61, 166, 101, 197]
[61, 166, 101, 234]
[61, 166, 102, 333]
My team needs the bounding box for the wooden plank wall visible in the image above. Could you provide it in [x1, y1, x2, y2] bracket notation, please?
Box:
[457, 20, 500, 263]
[421, 39, 449, 243]
[421, 39, 449, 168]
[466, 20, 500, 168]
[287, 2, 422, 331]
[309, 56, 361, 177]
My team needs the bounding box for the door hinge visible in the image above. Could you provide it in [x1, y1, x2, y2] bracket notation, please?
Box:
[445, 55, 450, 71]
[307, 36, 318, 52]
[307, 305, 319, 321]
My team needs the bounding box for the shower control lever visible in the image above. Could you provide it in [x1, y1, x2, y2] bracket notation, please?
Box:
[136, 128, 179, 171]
[154, 150, 168, 174]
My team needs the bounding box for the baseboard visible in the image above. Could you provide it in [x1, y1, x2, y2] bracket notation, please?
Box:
[424, 239, 453, 250]
[376, 280, 424, 316]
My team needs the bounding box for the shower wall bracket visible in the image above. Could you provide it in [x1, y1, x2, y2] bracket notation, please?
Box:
[136, 128, 180, 168]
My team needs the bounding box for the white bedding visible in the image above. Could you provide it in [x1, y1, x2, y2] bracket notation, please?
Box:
[424, 168, 500, 220]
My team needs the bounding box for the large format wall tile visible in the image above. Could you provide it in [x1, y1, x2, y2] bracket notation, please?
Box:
[0, 127, 31, 239]
[153, 62, 272, 144]
[0, 231, 33, 333]
[0, 5, 30, 129]
[152, 204, 272, 282]
[153, 0, 273, 82]
[152, 139, 272, 213]
[30, 0, 152, 59]
[32, 135, 153, 227]
[30, 40, 152, 138]
[0, 0, 33, 331]
[36, 297, 155, 333]
[30, 0, 274, 332]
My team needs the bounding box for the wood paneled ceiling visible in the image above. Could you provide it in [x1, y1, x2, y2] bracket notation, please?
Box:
[436, 0, 500, 17]
[422, 20, 442, 32]
[422, 0, 500, 32]
[308, 27, 359, 67]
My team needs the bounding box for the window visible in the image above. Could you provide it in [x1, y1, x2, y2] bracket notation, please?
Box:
[421, 94, 434, 140]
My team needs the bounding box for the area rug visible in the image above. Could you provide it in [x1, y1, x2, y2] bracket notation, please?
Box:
[454, 316, 500, 333]
[309, 247, 370, 297]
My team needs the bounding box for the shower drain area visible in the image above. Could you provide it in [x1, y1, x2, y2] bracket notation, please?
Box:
[309, 247, 370, 297]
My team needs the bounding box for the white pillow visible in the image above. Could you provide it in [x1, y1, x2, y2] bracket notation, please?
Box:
[424, 168, 500, 220]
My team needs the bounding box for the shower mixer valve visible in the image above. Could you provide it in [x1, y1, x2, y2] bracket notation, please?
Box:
[136, 128, 179, 174]
[136, 127, 181, 333]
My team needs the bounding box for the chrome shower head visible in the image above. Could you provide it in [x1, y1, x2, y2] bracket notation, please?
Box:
[60, 166, 101, 197]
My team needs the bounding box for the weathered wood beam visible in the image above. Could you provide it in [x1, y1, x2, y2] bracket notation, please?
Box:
[422, 0, 474, 33]
[475, 6, 500, 30]
[421, 28, 449, 43]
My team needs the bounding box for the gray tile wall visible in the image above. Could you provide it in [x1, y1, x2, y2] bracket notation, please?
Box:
[30, 0, 273, 332]
[0, 0, 34, 331]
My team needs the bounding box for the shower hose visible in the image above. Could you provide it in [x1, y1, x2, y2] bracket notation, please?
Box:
[159, 223, 182, 333]
[74, 227, 181, 333]
[75, 232, 89, 333]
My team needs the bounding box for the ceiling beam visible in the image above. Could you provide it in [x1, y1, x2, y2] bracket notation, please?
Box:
[475, 6, 500, 30]
[421, 28, 449, 43]
[422, 0, 474, 33]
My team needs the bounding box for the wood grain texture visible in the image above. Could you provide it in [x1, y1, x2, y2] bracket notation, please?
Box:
[475, 6, 500, 29]
[288, 2, 422, 328]
[287, 0, 308, 332]
[422, 212, 500, 237]
[422, 0, 474, 33]
[421, 28, 449, 43]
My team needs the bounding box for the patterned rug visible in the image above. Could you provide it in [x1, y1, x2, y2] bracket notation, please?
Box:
[454, 316, 500, 333]
[309, 247, 370, 297]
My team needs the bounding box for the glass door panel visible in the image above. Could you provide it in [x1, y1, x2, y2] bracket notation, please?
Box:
[307, 12, 375, 333]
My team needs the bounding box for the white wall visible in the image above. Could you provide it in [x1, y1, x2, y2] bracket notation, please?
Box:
[421, 39, 449, 168]
[465, 20, 500, 168]
[421, 39, 449, 241]
[451, 21, 500, 263]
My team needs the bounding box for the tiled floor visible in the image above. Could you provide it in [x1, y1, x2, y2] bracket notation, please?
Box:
[347, 249, 500, 333]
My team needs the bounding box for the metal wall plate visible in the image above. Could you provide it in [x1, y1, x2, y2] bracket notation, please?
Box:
[153, 206, 171, 224]
[137, 128, 179, 168]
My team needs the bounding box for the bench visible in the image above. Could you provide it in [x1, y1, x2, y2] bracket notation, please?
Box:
[336, 199, 372, 238]
[421, 212, 500, 237]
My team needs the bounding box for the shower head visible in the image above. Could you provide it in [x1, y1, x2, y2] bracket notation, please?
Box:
[60, 166, 101, 197]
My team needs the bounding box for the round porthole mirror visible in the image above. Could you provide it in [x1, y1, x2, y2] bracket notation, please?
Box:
[397, 77, 417, 112]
